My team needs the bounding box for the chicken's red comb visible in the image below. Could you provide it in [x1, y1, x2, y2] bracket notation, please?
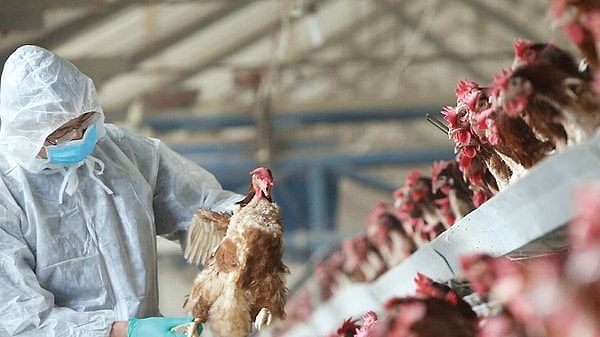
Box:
[366, 201, 391, 224]
[462, 90, 480, 112]
[362, 311, 378, 324]
[336, 317, 360, 335]
[406, 169, 423, 186]
[441, 105, 458, 127]
[492, 68, 512, 94]
[414, 272, 436, 295]
[250, 167, 273, 179]
[393, 187, 406, 200]
[455, 79, 479, 100]
[430, 160, 451, 182]
[513, 38, 534, 57]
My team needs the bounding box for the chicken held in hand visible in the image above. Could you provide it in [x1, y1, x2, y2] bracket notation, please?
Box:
[175, 167, 289, 337]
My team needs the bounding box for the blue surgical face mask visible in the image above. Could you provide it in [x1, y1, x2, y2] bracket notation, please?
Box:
[46, 124, 98, 165]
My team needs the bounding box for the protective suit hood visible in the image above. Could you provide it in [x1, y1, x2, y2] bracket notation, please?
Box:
[0, 45, 105, 172]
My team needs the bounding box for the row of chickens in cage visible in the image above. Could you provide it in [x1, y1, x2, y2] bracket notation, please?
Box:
[301, 0, 600, 302]
[274, 159, 476, 336]
[432, 0, 600, 205]
[276, 1, 600, 335]
[325, 181, 600, 337]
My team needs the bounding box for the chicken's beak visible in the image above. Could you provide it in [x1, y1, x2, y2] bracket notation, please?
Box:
[252, 175, 273, 199]
[259, 178, 273, 197]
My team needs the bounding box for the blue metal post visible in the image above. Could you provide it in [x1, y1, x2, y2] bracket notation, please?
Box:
[307, 164, 330, 233]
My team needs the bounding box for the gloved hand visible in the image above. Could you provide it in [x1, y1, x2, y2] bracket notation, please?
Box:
[128, 317, 203, 337]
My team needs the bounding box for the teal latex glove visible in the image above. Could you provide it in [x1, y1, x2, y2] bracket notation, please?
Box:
[128, 317, 203, 337]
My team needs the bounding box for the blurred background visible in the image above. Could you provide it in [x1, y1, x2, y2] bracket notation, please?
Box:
[0, 0, 576, 320]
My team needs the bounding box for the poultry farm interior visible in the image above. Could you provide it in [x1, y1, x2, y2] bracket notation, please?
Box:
[3, 0, 600, 336]
[266, 2, 600, 337]
[157, 2, 600, 336]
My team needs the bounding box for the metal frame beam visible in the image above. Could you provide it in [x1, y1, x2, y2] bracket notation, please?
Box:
[146, 105, 441, 131]
[181, 148, 455, 184]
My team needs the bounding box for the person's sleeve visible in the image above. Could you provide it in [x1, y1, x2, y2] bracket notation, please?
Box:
[0, 204, 115, 337]
[151, 140, 242, 237]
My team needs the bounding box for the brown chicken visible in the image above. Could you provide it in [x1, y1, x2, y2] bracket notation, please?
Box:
[365, 202, 416, 268]
[502, 61, 600, 144]
[512, 38, 583, 77]
[394, 170, 450, 245]
[340, 234, 387, 283]
[459, 183, 600, 337]
[377, 278, 478, 337]
[550, 0, 600, 72]
[442, 81, 513, 197]
[509, 39, 597, 152]
[174, 167, 289, 337]
[430, 160, 475, 223]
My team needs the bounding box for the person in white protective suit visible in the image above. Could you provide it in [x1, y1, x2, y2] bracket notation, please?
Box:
[0, 45, 242, 337]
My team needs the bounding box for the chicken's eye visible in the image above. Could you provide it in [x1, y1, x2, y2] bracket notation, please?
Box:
[524, 49, 536, 61]
[508, 77, 522, 87]
[477, 99, 489, 110]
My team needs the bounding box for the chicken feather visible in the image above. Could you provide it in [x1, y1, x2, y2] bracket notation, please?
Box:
[184, 209, 231, 266]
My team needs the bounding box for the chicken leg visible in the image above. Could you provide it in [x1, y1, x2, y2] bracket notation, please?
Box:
[253, 308, 272, 330]
[170, 318, 202, 337]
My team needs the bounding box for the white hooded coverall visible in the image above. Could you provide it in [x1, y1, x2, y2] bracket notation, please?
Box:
[0, 45, 240, 336]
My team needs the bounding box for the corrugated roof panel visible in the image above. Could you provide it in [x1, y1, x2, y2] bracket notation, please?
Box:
[54, 2, 224, 57]
[140, 1, 285, 70]
[98, 71, 172, 112]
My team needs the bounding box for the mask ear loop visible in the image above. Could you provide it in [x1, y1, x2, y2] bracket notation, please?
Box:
[85, 155, 113, 196]
[54, 155, 113, 204]
[58, 162, 84, 204]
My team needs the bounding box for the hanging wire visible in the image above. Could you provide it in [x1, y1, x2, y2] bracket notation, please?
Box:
[251, 1, 294, 166]
[382, 0, 440, 94]
[255, 0, 292, 101]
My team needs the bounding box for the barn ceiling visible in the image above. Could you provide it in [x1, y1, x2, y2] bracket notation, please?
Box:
[0, 0, 578, 255]
[0, 0, 564, 120]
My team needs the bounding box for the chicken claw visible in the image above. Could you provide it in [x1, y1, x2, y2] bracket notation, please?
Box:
[253, 308, 272, 330]
[170, 318, 202, 337]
